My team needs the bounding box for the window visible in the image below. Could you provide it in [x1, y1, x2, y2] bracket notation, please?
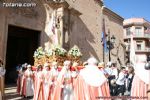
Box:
[126, 28, 131, 36]
[136, 40, 142, 43]
[135, 27, 142, 36]
[137, 44, 141, 50]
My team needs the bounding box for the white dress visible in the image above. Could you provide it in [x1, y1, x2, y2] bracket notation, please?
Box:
[24, 69, 34, 97]
[59, 66, 78, 100]
[62, 70, 74, 100]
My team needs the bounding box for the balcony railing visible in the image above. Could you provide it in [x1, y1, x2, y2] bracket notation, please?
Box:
[124, 33, 150, 39]
[126, 47, 150, 52]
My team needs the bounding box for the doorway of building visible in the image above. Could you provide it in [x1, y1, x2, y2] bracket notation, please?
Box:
[5, 25, 40, 84]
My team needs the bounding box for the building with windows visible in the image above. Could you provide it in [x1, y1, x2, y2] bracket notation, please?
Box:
[123, 18, 150, 64]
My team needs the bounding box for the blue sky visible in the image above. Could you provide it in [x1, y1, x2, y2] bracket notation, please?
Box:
[104, 0, 150, 21]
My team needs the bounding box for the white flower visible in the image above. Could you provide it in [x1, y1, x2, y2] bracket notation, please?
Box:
[68, 45, 82, 57]
[33, 47, 45, 58]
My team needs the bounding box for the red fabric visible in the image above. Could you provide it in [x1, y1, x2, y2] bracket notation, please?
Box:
[32, 66, 37, 71]
[77, 66, 85, 70]
[32, 66, 85, 71]
[57, 67, 62, 71]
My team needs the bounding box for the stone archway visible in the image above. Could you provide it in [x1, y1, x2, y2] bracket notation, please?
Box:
[1, 0, 50, 87]
[5, 25, 40, 84]
[5, 0, 47, 80]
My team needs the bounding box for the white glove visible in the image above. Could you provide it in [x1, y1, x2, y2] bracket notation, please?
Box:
[54, 82, 57, 85]
[61, 85, 64, 88]
[50, 82, 53, 85]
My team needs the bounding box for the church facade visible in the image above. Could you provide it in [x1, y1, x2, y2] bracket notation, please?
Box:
[0, 0, 125, 75]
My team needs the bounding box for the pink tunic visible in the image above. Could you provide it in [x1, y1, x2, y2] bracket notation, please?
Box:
[43, 70, 51, 100]
[131, 75, 148, 100]
[53, 68, 76, 100]
[33, 71, 44, 100]
[48, 68, 59, 100]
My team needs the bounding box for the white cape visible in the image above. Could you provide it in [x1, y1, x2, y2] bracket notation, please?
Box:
[135, 63, 150, 84]
[80, 65, 107, 87]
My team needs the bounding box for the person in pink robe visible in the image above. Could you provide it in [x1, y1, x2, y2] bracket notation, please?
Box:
[33, 64, 44, 100]
[48, 61, 59, 100]
[148, 83, 150, 100]
[131, 56, 150, 100]
[22, 65, 34, 98]
[42, 63, 51, 100]
[20, 64, 27, 96]
[53, 60, 78, 100]
[74, 57, 110, 100]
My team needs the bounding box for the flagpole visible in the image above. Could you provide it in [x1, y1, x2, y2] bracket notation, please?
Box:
[102, 6, 107, 64]
[108, 30, 111, 61]
[102, 18, 105, 63]
[103, 38, 105, 62]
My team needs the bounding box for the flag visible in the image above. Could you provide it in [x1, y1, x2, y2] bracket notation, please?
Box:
[130, 32, 136, 67]
[101, 19, 108, 53]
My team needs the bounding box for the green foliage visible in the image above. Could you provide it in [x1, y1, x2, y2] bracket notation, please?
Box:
[45, 49, 53, 57]
[68, 45, 82, 57]
[33, 47, 45, 59]
[53, 46, 67, 56]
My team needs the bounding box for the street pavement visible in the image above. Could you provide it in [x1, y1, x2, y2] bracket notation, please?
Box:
[4, 84, 130, 100]
[4, 84, 33, 100]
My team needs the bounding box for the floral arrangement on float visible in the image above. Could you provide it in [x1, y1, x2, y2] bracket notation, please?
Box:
[33, 47, 45, 59]
[33, 45, 82, 67]
[67, 45, 82, 64]
[33, 47, 45, 66]
[51, 46, 67, 66]
[33, 46, 67, 66]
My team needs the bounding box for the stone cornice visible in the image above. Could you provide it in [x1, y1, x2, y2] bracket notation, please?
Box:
[94, 0, 104, 7]
[123, 18, 150, 27]
[45, 0, 69, 9]
[102, 6, 124, 22]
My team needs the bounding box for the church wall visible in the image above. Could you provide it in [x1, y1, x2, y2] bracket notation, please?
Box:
[0, 0, 125, 66]
[0, 1, 49, 65]
[0, 8, 7, 64]
[65, 0, 124, 65]
[103, 8, 125, 67]
[66, 0, 103, 61]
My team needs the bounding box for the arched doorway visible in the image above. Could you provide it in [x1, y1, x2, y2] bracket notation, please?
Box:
[5, 25, 40, 84]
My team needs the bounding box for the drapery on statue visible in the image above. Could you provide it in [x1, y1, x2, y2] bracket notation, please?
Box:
[44, 4, 62, 49]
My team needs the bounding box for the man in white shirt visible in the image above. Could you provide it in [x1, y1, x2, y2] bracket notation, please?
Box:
[105, 62, 118, 96]
[115, 67, 126, 96]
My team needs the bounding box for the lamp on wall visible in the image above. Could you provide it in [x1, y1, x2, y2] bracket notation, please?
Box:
[111, 35, 116, 44]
